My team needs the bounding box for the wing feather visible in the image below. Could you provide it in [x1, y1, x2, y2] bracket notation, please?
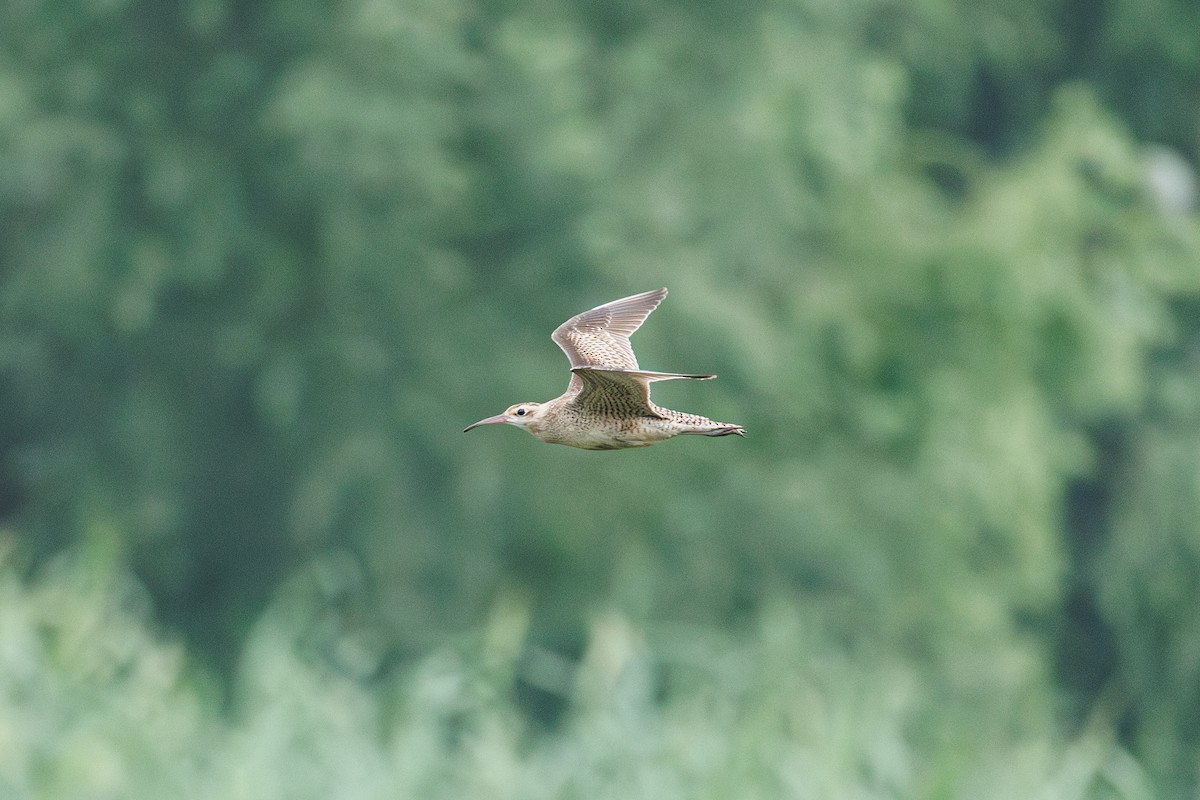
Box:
[570, 368, 666, 419]
[552, 288, 668, 372]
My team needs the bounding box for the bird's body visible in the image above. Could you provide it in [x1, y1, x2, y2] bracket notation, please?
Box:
[465, 288, 744, 450]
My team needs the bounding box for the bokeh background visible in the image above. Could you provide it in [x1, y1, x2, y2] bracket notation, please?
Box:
[3, 0, 1200, 797]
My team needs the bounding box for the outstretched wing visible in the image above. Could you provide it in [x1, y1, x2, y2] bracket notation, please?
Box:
[570, 367, 717, 420]
[552, 288, 668, 371]
[570, 368, 664, 419]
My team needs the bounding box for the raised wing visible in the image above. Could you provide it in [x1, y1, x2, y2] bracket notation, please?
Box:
[552, 288, 668, 371]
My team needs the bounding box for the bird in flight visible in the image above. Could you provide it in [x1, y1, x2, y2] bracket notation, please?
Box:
[464, 288, 745, 450]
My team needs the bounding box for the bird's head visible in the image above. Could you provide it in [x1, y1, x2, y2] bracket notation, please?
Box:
[463, 402, 545, 434]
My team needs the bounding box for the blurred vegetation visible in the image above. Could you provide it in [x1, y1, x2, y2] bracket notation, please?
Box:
[1, 0, 1199, 796]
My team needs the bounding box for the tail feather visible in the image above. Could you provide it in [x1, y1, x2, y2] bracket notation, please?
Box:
[675, 422, 745, 437]
[704, 425, 745, 437]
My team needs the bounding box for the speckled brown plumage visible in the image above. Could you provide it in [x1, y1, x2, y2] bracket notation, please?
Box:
[465, 288, 745, 450]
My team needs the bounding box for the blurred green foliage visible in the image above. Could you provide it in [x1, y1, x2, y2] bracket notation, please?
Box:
[0, 546, 1158, 799]
[1, 0, 1199, 796]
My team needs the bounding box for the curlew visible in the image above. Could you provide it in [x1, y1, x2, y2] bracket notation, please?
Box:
[464, 288, 745, 450]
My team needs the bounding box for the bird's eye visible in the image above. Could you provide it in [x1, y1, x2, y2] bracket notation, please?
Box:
[515, 408, 527, 416]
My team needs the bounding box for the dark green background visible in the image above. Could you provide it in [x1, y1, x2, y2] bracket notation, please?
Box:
[2, 0, 1199, 796]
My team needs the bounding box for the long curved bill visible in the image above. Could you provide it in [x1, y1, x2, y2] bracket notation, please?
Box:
[464, 414, 509, 432]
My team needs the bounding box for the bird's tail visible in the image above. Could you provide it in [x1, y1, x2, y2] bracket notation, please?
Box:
[672, 418, 745, 437]
[702, 424, 745, 437]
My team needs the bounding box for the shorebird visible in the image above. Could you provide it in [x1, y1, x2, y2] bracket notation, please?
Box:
[464, 288, 745, 450]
